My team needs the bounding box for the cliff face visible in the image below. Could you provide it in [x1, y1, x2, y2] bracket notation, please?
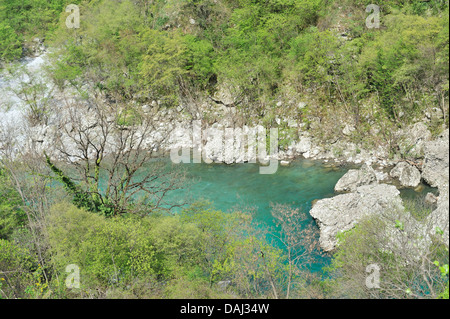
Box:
[423, 130, 450, 245]
[422, 130, 450, 189]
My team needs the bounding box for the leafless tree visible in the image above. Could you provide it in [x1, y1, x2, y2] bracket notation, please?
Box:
[270, 203, 324, 299]
[47, 91, 189, 216]
[0, 122, 56, 293]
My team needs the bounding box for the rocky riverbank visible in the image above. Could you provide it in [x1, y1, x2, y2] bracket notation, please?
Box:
[1, 53, 445, 169]
[310, 129, 449, 252]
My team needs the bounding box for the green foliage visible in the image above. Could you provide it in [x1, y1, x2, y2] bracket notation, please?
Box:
[41, 200, 295, 298]
[47, 203, 159, 288]
[147, 215, 203, 277]
[438, 285, 449, 299]
[0, 238, 37, 298]
[33, 0, 448, 139]
[180, 201, 238, 284]
[357, 13, 448, 120]
[45, 153, 115, 216]
[291, 29, 341, 87]
[184, 34, 216, 89]
[2, 0, 448, 129]
[163, 274, 234, 299]
[328, 210, 449, 299]
[46, 39, 85, 90]
[433, 261, 449, 277]
[0, 21, 22, 62]
[0, 0, 84, 62]
[394, 219, 404, 231]
[0, 168, 27, 240]
[180, 201, 291, 298]
[47, 202, 215, 294]
[0, 238, 35, 274]
[434, 245, 449, 299]
[213, 235, 285, 297]
[138, 29, 188, 105]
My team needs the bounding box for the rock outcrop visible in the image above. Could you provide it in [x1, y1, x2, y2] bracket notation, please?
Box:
[427, 184, 449, 246]
[421, 129, 449, 189]
[310, 184, 403, 252]
[292, 135, 313, 156]
[389, 161, 421, 188]
[398, 122, 432, 157]
[334, 163, 377, 192]
[420, 129, 449, 246]
[424, 192, 438, 205]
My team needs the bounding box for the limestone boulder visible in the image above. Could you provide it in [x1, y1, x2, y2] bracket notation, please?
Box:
[310, 184, 403, 252]
[334, 163, 377, 193]
[389, 161, 421, 188]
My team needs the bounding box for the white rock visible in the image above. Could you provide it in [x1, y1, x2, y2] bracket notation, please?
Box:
[334, 163, 378, 192]
[310, 184, 404, 252]
[298, 102, 307, 109]
[390, 162, 422, 188]
[280, 160, 290, 166]
[342, 124, 355, 136]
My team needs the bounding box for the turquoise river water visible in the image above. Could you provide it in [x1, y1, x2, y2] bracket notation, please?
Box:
[165, 159, 350, 271]
[160, 158, 437, 272]
[167, 159, 346, 224]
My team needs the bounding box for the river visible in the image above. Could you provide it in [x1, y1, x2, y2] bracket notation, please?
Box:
[1, 55, 437, 273]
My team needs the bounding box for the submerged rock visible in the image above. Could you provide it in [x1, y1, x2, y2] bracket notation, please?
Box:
[414, 184, 425, 193]
[389, 161, 421, 188]
[424, 192, 438, 205]
[310, 184, 403, 252]
[334, 163, 377, 193]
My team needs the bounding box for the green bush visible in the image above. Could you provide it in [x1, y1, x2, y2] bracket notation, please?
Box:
[0, 21, 22, 62]
[0, 169, 27, 240]
[0, 0, 85, 62]
[46, 203, 207, 293]
[0, 239, 36, 298]
[327, 209, 449, 299]
[48, 204, 157, 287]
